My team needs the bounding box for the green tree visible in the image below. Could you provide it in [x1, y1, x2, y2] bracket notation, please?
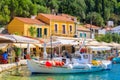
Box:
[0, 0, 10, 24]
[59, 0, 86, 21]
[109, 13, 120, 26]
[85, 0, 95, 12]
[96, 33, 120, 43]
[28, 26, 37, 37]
[46, 0, 59, 12]
[86, 12, 104, 27]
[37, 5, 50, 13]
[15, 0, 36, 17]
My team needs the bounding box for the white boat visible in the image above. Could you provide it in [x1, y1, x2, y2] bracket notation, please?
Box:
[27, 52, 112, 74]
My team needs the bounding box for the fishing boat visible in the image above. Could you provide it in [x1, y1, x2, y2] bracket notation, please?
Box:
[112, 57, 120, 63]
[27, 51, 112, 74]
[27, 36, 112, 73]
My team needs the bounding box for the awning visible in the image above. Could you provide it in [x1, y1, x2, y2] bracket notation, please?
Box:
[0, 43, 8, 49]
[34, 44, 42, 47]
[46, 41, 61, 47]
[86, 41, 101, 46]
[57, 39, 78, 45]
[88, 46, 111, 51]
[4, 34, 40, 43]
[13, 43, 36, 48]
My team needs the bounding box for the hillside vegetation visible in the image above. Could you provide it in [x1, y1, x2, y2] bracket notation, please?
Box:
[0, 0, 120, 27]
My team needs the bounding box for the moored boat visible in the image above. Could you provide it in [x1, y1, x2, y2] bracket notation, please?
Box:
[112, 57, 120, 64]
[27, 52, 112, 74]
[27, 60, 103, 74]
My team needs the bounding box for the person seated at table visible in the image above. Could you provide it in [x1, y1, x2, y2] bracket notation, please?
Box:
[2, 51, 8, 64]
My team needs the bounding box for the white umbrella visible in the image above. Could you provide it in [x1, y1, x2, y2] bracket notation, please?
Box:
[4, 34, 39, 43]
[100, 42, 111, 46]
[0, 43, 8, 49]
[13, 43, 35, 48]
[109, 42, 120, 47]
[88, 46, 111, 51]
[86, 41, 101, 46]
[0, 35, 14, 43]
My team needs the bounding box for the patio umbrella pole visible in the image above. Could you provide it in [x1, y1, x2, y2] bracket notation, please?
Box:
[50, 35, 52, 59]
[43, 36, 47, 59]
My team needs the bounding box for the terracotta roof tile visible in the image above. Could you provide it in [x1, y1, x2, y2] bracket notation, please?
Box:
[61, 14, 77, 22]
[84, 24, 100, 29]
[61, 13, 76, 18]
[77, 25, 90, 31]
[39, 13, 74, 22]
[15, 17, 45, 25]
[105, 27, 112, 31]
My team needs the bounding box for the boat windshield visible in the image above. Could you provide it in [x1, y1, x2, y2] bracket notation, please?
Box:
[83, 55, 88, 59]
[74, 54, 81, 59]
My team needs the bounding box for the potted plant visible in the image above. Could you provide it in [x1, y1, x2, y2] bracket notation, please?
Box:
[14, 47, 21, 62]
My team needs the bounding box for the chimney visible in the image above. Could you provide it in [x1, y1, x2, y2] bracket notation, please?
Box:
[52, 9, 56, 15]
[31, 15, 36, 19]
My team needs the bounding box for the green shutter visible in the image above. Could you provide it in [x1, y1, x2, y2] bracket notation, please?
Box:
[84, 33, 86, 38]
[40, 28, 42, 37]
[80, 33, 82, 37]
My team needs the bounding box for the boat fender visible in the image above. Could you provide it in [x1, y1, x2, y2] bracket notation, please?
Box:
[55, 61, 60, 66]
[86, 64, 91, 69]
[92, 60, 100, 66]
[55, 61, 64, 66]
[98, 61, 102, 65]
[67, 64, 73, 69]
[45, 61, 52, 67]
[101, 64, 107, 69]
[59, 62, 64, 66]
[52, 61, 56, 66]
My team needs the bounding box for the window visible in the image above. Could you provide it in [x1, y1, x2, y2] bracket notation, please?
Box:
[84, 33, 86, 38]
[62, 46, 65, 50]
[37, 28, 42, 37]
[44, 28, 47, 35]
[62, 25, 66, 34]
[70, 25, 72, 33]
[55, 24, 58, 32]
[80, 33, 82, 37]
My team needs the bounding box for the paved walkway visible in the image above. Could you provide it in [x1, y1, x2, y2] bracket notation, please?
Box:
[0, 60, 27, 73]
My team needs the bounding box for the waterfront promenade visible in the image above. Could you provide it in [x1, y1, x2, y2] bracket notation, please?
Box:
[0, 60, 27, 73]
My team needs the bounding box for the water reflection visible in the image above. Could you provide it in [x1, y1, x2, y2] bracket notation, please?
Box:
[29, 71, 114, 80]
[0, 64, 120, 80]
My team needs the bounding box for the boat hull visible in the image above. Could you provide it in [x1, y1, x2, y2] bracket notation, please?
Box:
[27, 60, 103, 74]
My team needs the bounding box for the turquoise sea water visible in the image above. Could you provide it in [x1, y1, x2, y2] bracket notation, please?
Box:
[0, 64, 120, 80]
